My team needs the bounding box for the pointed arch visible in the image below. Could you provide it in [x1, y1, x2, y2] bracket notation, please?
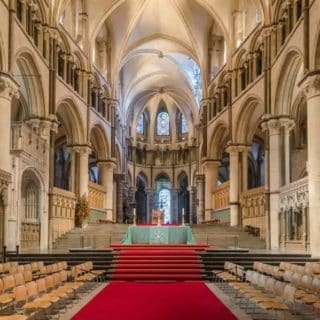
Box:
[56, 98, 85, 144]
[13, 51, 46, 118]
[234, 96, 264, 144]
[90, 124, 110, 160]
[274, 49, 303, 115]
[208, 121, 229, 159]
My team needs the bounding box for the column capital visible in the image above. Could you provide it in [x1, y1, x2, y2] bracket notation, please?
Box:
[261, 115, 294, 134]
[69, 144, 91, 155]
[201, 159, 220, 170]
[0, 72, 19, 101]
[225, 144, 248, 155]
[299, 71, 320, 100]
[96, 158, 117, 170]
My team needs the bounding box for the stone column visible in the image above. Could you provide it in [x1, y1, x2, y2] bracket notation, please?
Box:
[171, 188, 179, 224]
[241, 147, 250, 192]
[188, 186, 196, 225]
[300, 72, 320, 256]
[98, 160, 116, 221]
[146, 188, 155, 224]
[227, 145, 240, 226]
[262, 117, 283, 249]
[202, 160, 220, 221]
[0, 73, 19, 249]
[283, 119, 295, 185]
[195, 175, 205, 224]
[114, 173, 125, 223]
[0, 73, 19, 172]
[75, 146, 90, 197]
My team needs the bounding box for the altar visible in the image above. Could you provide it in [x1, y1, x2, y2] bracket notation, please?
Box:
[122, 225, 195, 244]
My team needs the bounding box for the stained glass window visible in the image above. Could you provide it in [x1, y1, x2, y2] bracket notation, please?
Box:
[136, 114, 144, 135]
[157, 111, 170, 136]
[159, 188, 171, 223]
[181, 115, 188, 134]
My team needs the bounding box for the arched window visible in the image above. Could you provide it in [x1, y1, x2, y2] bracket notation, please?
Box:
[136, 114, 144, 135]
[157, 111, 170, 136]
[181, 115, 188, 134]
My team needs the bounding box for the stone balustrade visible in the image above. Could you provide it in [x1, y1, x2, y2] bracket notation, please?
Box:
[88, 181, 106, 209]
[240, 187, 265, 239]
[279, 177, 309, 251]
[49, 187, 76, 244]
[212, 181, 230, 210]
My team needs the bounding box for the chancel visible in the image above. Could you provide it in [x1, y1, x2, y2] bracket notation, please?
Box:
[0, 0, 320, 319]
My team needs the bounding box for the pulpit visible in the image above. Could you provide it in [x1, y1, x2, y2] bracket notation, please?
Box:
[151, 209, 164, 225]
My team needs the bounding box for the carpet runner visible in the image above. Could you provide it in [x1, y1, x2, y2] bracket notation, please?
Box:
[72, 282, 238, 320]
[110, 245, 207, 281]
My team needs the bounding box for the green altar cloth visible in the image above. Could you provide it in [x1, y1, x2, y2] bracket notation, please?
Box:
[122, 225, 195, 244]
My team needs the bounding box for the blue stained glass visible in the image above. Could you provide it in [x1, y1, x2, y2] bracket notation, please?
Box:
[136, 114, 144, 134]
[157, 112, 170, 136]
[159, 188, 171, 223]
[181, 115, 188, 134]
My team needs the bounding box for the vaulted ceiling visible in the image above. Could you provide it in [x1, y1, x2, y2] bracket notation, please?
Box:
[54, 0, 267, 120]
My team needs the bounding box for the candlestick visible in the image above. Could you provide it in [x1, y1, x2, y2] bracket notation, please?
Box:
[182, 208, 185, 226]
[133, 208, 136, 225]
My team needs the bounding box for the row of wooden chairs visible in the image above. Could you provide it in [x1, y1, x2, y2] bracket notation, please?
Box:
[70, 262, 105, 283]
[0, 261, 102, 320]
[279, 262, 314, 276]
[0, 263, 19, 276]
[212, 261, 245, 282]
[230, 270, 296, 315]
[253, 261, 283, 280]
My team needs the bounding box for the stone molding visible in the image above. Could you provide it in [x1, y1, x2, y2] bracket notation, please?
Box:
[300, 72, 320, 100]
[0, 72, 19, 101]
[280, 177, 308, 211]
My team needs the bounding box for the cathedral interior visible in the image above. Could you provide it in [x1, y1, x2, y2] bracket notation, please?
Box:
[1, 1, 320, 319]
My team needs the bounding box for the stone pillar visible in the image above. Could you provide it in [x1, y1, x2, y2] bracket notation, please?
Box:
[300, 72, 320, 256]
[262, 117, 283, 249]
[188, 186, 196, 225]
[0, 73, 19, 249]
[171, 188, 179, 224]
[146, 188, 155, 224]
[283, 119, 295, 185]
[195, 175, 205, 224]
[227, 145, 240, 226]
[75, 146, 90, 197]
[114, 173, 125, 223]
[241, 147, 250, 192]
[0, 74, 19, 172]
[202, 160, 220, 221]
[98, 160, 116, 221]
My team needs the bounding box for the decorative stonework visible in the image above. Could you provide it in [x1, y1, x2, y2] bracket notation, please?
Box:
[0, 72, 19, 101]
[280, 177, 308, 211]
[300, 73, 320, 99]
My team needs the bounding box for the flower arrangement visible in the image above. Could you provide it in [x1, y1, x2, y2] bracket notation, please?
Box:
[75, 194, 90, 219]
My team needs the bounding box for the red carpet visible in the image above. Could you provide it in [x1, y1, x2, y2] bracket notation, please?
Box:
[72, 282, 238, 320]
[110, 247, 206, 281]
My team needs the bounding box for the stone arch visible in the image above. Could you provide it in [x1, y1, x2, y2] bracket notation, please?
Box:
[13, 51, 46, 118]
[208, 121, 229, 159]
[56, 98, 85, 145]
[234, 96, 264, 144]
[90, 124, 109, 160]
[274, 49, 303, 115]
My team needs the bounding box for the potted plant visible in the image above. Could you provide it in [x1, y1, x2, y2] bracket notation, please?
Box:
[75, 194, 90, 228]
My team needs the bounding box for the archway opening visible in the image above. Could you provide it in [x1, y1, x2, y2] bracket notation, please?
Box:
[21, 172, 41, 251]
